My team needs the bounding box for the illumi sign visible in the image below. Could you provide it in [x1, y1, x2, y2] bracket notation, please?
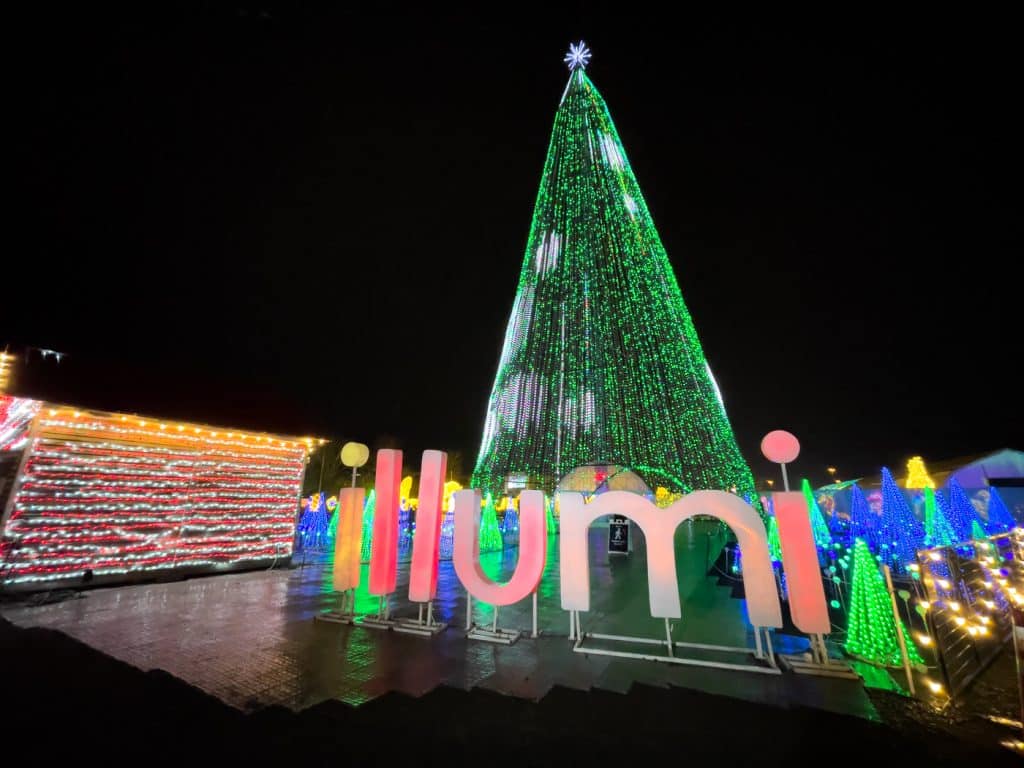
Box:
[328, 448, 831, 671]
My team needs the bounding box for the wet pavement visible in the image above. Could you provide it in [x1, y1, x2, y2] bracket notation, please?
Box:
[0, 519, 878, 720]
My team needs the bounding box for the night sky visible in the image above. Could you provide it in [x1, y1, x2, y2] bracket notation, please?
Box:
[5, 8, 1018, 488]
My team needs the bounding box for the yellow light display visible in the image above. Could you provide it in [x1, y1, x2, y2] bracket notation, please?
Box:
[0, 351, 14, 392]
[442, 481, 463, 511]
[904, 456, 935, 489]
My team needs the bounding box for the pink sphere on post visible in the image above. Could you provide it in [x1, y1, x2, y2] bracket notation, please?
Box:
[761, 430, 800, 465]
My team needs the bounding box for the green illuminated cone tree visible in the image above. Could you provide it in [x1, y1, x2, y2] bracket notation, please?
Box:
[971, 519, 986, 542]
[802, 478, 832, 548]
[545, 496, 557, 534]
[767, 513, 782, 564]
[479, 493, 503, 553]
[359, 490, 376, 563]
[844, 539, 924, 667]
[472, 47, 755, 498]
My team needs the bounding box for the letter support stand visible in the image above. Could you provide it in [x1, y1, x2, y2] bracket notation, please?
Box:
[568, 610, 781, 675]
[463, 589, 540, 646]
[777, 632, 860, 679]
[315, 588, 359, 625]
[394, 601, 447, 637]
[358, 595, 396, 631]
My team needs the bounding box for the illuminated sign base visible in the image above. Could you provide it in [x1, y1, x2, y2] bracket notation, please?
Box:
[569, 610, 781, 674]
[394, 603, 447, 637]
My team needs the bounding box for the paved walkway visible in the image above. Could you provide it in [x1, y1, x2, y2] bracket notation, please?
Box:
[1, 519, 877, 720]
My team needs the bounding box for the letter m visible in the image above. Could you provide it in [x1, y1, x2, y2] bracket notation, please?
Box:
[558, 490, 782, 628]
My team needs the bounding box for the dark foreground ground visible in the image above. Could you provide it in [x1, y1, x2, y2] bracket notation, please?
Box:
[2, 618, 1018, 766]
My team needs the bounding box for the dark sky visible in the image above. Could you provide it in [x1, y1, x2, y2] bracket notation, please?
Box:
[5, 7, 1019, 487]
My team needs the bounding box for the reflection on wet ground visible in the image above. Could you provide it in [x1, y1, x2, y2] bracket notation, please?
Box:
[1, 519, 877, 719]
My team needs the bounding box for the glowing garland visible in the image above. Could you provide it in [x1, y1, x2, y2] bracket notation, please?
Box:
[0, 395, 40, 450]
[470, 56, 755, 499]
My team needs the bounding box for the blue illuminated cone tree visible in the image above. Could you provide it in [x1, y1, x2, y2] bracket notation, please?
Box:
[923, 487, 957, 548]
[879, 467, 925, 571]
[471, 44, 755, 498]
[984, 486, 1016, 534]
[298, 492, 330, 548]
[844, 539, 925, 667]
[946, 479, 983, 543]
[848, 483, 881, 553]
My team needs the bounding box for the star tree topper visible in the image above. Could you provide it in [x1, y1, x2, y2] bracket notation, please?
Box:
[564, 41, 592, 70]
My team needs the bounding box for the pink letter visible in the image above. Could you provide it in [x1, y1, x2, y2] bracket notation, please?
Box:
[408, 450, 447, 602]
[773, 491, 830, 634]
[332, 487, 364, 593]
[369, 448, 401, 596]
[453, 489, 547, 605]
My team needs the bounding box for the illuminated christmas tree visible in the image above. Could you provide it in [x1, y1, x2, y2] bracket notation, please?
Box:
[545, 496, 557, 534]
[971, 519, 987, 542]
[327, 502, 338, 542]
[802, 478, 832, 548]
[297, 492, 330, 549]
[439, 506, 455, 560]
[359, 489, 376, 563]
[500, 502, 519, 534]
[904, 456, 935, 489]
[984, 486, 1016, 534]
[844, 539, 924, 667]
[848, 483, 882, 553]
[879, 467, 925, 571]
[767, 512, 782, 564]
[479, 493, 503, 553]
[923, 487, 957, 548]
[471, 43, 755, 499]
[945, 479, 983, 543]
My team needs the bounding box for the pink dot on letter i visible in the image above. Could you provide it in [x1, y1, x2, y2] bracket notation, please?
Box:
[761, 430, 800, 464]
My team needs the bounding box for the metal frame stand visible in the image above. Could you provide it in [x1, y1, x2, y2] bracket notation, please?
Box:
[568, 610, 781, 675]
[358, 594, 396, 630]
[314, 588, 359, 625]
[464, 590, 539, 645]
[394, 601, 447, 637]
[777, 632, 860, 679]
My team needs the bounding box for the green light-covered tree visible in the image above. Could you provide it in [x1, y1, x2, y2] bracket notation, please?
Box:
[546, 495, 557, 535]
[971, 519, 987, 542]
[844, 539, 924, 667]
[768, 513, 783, 564]
[479, 493, 503, 553]
[359, 490, 376, 563]
[802, 478, 832, 548]
[471, 46, 755, 499]
[923, 487, 957, 548]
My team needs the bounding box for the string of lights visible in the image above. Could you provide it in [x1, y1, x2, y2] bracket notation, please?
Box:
[471, 47, 755, 498]
[0, 396, 312, 588]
